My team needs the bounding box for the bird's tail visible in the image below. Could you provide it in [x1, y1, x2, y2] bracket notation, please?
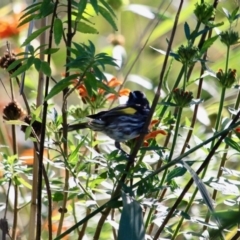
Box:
[65, 122, 89, 132]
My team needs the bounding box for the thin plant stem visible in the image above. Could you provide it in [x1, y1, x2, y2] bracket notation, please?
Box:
[109, 1, 168, 109]
[153, 112, 240, 239]
[212, 89, 240, 201]
[171, 75, 204, 239]
[55, 118, 240, 240]
[168, 107, 183, 162]
[35, 15, 48, 240]
[36, 0, 59, 237]
[72, 199, 80, 237]
[93, 1, 184, 238]
[111, 209, 117, 240]
[78, 208, 91, 240]
[57, 0, 73, 235]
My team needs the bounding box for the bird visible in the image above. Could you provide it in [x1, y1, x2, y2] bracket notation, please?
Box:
[65, 91, 150, 153]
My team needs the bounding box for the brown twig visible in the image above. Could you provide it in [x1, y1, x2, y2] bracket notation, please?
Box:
[57, 0, 74, 235]
[36, 0, 59, 239]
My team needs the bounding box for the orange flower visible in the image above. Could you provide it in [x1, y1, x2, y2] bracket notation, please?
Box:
[98, 77, 122, 94]
[235, 127, 240, 133]
[107, 89, 131, 100]
[149, 119, 160, 128]
[0, 13, 27, 39]
[144, 129, 167, 141]
[72, 77, 130, 103]
[142, 119, 167, 146]
[19, 148, 48, 165]
[107, 77, 122, 88]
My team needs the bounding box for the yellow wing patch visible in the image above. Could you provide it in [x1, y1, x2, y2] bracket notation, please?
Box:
[117, 107, 137, 115]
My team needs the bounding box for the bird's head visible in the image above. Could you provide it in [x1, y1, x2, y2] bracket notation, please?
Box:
[127, 91, 150, 109]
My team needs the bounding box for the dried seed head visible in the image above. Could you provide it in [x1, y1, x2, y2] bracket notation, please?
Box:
[0, 218, 9, 235]
[3, 101, 26, 120]
[21, 115, 42, 136]
[108, 34, 125, 46]
[0, 50, 22, 74]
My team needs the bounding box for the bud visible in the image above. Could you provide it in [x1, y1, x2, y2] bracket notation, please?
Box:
[177, 45, 199, 65]
[220, 30, 239, 46]
[216, 68, 237, 88]
[194, 2, 215, 24]
[173, 88, 194, 108]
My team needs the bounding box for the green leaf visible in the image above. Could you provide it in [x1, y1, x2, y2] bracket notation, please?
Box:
[16, 177, 32, 189]
[98, 5, 118, 31]
[7, 59, 24, 72]
[42, 48, 60, 55]
[84, 72, 98, 97]
[25, 126, 32, 140]
[225, 137, 240, 152]
[150, 46, 179, 60]
[200, 35, 219, 55]
[4, 120, 28, 126]
[28, 45, 35, 55]
[34, 58, 42, 71]
[69, 142, 84, 164]
[39, 0, 54, 17]
[21, 26, 50, 47]
[76, 0, 87, 21]
[52, 192, 64, 202]
[41, 61, 51, 77]
[222, 7, 230, 18]
[20, 3, 41, 19]
[10, 64, 29, 78]
[184, 22, 191, 40]
[99, 0, 116, 17]
[22, 2, 41, 13]
[210, 210, 240, 238]
[18, 14, 40, 28]
[76, 22, 99, 34]
[45, 74, 79, 101]
[166, 165, 187, 182]
[53, 19, 63, 45]
[118, 192, 145, 240]
[26, 56, 35, 68]
[90, 0, 99, 14]
[181, 161, 222, 230]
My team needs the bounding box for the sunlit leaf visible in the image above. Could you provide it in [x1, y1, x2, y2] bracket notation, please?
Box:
[90, 0, 98, 14]
[45, 74, 79, 100]
[76, 0, 87, 21]
[98, 5, 117, 31]
[76, 22, 99, 34]
[21, 26, 51, 47]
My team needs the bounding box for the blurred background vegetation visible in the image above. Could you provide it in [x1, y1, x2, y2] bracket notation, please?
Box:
[0, 0, 240, 239]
